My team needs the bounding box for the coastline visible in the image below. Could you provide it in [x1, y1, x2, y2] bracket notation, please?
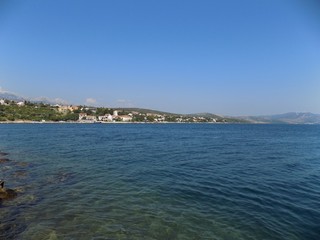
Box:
[0, 120, 240, 124]
[0, 121, 313, 125]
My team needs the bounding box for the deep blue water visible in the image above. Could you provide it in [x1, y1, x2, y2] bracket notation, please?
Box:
[0, 123, 320, 239]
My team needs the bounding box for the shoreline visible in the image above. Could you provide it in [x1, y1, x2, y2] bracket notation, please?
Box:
[0, 121, 314, 125]
[0, 121, 269, 124]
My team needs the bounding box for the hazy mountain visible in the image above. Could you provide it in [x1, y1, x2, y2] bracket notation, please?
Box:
[31, 97, 69, 105]
[241, 112, 320, 124]
[0, 91, 25, 102]
[0, 90, 68, 105]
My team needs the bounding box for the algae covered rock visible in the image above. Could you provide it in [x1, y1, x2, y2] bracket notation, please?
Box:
[0, 181, 18, 200]
[0, 158, 10, 163]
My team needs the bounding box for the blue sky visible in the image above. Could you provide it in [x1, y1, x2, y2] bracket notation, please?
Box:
[0, 0, 319, 115]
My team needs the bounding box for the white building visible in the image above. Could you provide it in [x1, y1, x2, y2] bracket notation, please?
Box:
[86, 115, 97, 121]
[17, 101, 25, 106]
[118, 115, 132, 122]
[98, 114, 113, 122]
[79, 113, 97, 122]
[79, 113, 87, 121]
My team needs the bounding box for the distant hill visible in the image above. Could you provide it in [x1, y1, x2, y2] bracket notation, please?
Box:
[0, 91, 68, 105]
[117, 108, 248, 123]
[117, 108, 178, 116]
[186, 112, 249, 123]
[186, 112, 222, 119]
[0, 91, 25, 102]
[241, 112, 320, 124]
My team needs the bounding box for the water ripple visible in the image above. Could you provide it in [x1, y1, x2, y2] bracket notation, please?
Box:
[0, 124, 320, 239]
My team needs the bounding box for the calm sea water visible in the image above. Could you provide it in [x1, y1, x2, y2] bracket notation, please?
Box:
[0, 123, 319, 239]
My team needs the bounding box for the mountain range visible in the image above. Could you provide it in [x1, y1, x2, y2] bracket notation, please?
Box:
[0, 91, 25, 102]
[0, 90, 68, 105]
[0, 91, 319, 124]
[239, 112, 320, 124]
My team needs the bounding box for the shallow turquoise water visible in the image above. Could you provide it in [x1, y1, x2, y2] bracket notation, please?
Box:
[0, 123, 320, 239]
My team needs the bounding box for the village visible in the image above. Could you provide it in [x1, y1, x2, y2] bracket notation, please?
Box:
[65, 106, 219, 123]
[0, 99, 227, 123]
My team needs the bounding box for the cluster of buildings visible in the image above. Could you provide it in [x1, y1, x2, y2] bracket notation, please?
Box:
[78, 110, 133, 123]
[54, 105, 79, 114]
[0, 99, 25, 106]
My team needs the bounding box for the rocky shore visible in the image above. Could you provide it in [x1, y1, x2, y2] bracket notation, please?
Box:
[0, 149, 76, 239]
[0, 150, 32, 239]
[0, 180, 17, 201]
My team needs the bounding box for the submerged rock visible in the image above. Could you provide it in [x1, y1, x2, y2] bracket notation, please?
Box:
[0, 152, 9, 156]
[13, 170, 28, 179]
[57, 172, 73, 183]
[1, 166, 12, 171]
[0, 222, 27, 240]
[14, 187, 25, 193]
[0, 158, 10, 164]
[46, 171, 74, 184]
[0, 181, 17, 200]
[21, 227, 58, 240]
[15, 162, 31, 168]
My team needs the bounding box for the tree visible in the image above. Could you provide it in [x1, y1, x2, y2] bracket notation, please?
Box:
[146, 115, 155, 122]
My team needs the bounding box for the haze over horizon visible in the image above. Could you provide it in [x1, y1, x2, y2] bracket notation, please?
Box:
[1, 0, 319, 115]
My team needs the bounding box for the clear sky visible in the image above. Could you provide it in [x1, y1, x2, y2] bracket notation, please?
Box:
[0, 0, 319, 115]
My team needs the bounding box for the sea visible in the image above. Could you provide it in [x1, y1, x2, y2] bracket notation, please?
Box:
[0, 123, 319, 240]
